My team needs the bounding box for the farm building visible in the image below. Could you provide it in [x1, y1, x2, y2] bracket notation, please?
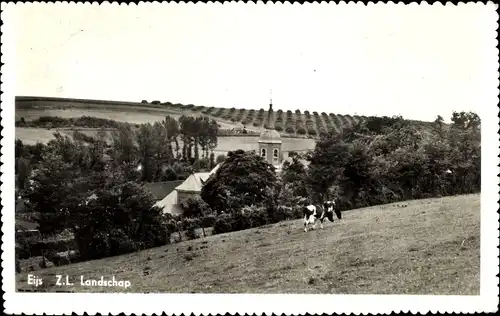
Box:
[154, 163, 222, 215]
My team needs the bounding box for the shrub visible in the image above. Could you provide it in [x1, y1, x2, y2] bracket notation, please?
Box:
[213, 108, 224, 117]
[307, 128, 317, 135]
[244, 206, 269, 227]
[182, 218, 201, 240]
[201, 214, 216, 228]
[216, 154, 226, 164]
[202, 107, 214, 114]
[213, 213, 235, 235]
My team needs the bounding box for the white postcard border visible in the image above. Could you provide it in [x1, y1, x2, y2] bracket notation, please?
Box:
[2, 2, 499, 315]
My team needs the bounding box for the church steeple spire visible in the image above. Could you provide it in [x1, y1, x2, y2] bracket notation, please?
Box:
[267, 89, 274, 130]
[267, 99, 274, 130]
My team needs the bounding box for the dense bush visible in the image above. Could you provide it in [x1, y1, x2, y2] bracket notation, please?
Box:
[201, 149, 279, 214]
[202, 107, 215, 115]
[72, 130, 97, 143]
[307, 128, 317, 135]
[213, 108, 224, 117]
[216, 154, 226, 164]
[16, 115, 121, 129]
[213, 213, 236, 234]
[297, 127, 307, 135]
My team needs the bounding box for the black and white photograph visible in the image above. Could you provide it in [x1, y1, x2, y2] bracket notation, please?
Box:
[1, 2, 498, 315]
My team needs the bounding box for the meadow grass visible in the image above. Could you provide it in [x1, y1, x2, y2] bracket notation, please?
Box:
[16, 194, 480, 294]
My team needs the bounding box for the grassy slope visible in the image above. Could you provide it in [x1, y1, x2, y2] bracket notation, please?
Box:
[16, 194, 480, 294]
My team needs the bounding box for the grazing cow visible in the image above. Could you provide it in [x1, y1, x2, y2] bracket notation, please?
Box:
[303, 205, 319, 232]
[303, 200, 342, 232]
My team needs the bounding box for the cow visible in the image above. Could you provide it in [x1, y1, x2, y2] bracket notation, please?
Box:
[303, 200, 341, 232]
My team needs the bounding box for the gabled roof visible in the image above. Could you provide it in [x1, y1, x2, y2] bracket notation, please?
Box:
[153, 163, 223, 215]
[173, 163, 222, 193]
[154, 190, 184, 216]
[175, 172, 211, 193]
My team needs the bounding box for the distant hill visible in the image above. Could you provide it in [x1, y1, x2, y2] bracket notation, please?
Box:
[15, 96, 370, 137]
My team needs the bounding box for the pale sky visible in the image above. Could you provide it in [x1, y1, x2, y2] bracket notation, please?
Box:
[12, 2, 498, 122]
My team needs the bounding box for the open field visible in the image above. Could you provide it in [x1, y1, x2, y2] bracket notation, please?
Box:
[16, 194, 480, 294]
[16, 127, 317, 155]
[15, 107, 243, 131]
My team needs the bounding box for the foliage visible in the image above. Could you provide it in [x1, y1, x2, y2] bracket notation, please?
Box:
[22, 138, 172, 261]
[180, 196, 211, 218]
[216, 154, 226, 164]
[200, 149, 279, 214]
[306, 112, 481, 210]
[16, 116, 121, 129]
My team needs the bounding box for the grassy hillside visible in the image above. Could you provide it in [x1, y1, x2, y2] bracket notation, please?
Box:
[16, 194, 480, 294]
[15, 96, 367, 137]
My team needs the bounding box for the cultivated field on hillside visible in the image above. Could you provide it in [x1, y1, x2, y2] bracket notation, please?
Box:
[15, 97, 367, 137]
[16, 194, 480, 294]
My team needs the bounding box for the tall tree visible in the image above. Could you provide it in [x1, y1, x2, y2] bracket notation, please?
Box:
[201, 149, 279, 213]
[111, 123, 137, 165]
[451, 111, 481, 131]
[136, 123, 156, 181]
[163, 115, 180, 159]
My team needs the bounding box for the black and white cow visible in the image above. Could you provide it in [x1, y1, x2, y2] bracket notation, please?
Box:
[302, 200, 341, 232]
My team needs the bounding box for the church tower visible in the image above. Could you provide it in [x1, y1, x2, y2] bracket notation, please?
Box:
[258, 99, 282, 166]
